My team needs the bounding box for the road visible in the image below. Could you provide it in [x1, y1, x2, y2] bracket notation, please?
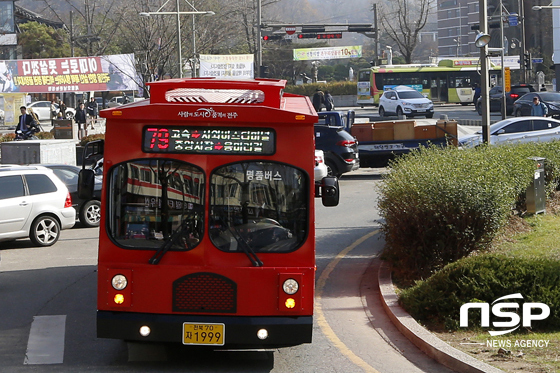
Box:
[0, 168, 457, 372]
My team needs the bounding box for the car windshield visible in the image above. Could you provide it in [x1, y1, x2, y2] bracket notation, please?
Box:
[398, 91, 424, 99]
[107, 159, 204, 251]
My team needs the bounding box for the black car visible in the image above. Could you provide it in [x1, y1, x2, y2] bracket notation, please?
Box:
[477, 84, 536, 115]
[43, 164, 102, 227]
[513, 92, 560, 118]
[314, 125, 359, 178]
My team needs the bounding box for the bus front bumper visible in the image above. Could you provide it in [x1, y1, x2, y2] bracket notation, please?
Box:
[97, 311, 312, 348]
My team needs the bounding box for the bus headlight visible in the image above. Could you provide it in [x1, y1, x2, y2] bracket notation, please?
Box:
[282, 279, 299, 294]
[111, 274, 128, 290]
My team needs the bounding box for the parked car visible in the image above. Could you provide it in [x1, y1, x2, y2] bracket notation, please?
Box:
[27, 101, 76, 121]
[458, 117, 560, 148]
[476, 84, 536, 115]
[513, 92, 560, 118]
[378, 85, 434, 119]
[314, 124, 359, 178]
[42, 164, 102, 227]
[95, 97, 109, 109]
[108, 96, 134, 107]
[0, 165, 75, 246]
[314, 149, 328, 182]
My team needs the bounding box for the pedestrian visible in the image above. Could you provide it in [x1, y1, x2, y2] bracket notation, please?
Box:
[15, 106, 34, 136]
[312, 89, 325, 112]
[87, 97, 98, 129]
[531, 96, 548, 117]
[59, 100, 67, 118]
[324, 91, 335, 111]
[473, 83, 481, 107]
[50, 100, 58, 125]
[75, 102, 87, 139]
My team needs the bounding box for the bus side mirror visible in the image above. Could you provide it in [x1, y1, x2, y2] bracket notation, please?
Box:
[78, 169, 95, 200]
[321, 176, 339, 207]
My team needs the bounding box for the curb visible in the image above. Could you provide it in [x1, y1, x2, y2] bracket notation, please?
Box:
[377, 261, 505, 373]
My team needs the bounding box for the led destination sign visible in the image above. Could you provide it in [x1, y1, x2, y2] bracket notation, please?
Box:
[143, 126, 275, 155]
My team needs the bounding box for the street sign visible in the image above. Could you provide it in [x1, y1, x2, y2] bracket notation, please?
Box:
[285, 27, 296, 35]
[508, 15, 518, 26]
[505, 67, 511, 93]
[532, 58, 544, 64]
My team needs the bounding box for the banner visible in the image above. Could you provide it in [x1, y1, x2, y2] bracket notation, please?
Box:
[293, 46, 362, 61]
[199, 54, 254, 79]
[0, 54, 140, 94]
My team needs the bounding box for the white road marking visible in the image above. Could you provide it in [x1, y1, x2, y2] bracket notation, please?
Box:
[24, 315, 66, 365]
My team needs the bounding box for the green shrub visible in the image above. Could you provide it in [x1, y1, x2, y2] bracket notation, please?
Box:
[79, 133, 105, 147]
[399, 254, 560, 331]
[377, 143, 559, 281]
[284, 81, 357, 97]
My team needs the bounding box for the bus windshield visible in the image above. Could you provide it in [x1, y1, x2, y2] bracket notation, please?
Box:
[209, 161, 308, 253]
[107, 159, 204, 251]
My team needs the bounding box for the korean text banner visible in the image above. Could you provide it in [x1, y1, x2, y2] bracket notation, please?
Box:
[199, 54, 254, 79]
[293, 46, 362, 61]
[0, 54, 140, 93]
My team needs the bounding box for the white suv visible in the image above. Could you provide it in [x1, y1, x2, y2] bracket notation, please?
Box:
[0, 166, 76, 246]
[378, 85, 434, 119]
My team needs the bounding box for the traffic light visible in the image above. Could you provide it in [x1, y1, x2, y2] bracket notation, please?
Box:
[262, 34, 283, 41]
[524, 52, 532, 70]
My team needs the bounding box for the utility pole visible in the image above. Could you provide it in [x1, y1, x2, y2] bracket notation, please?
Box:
[480, 0, 491, 144]
[257, 0, 262, 77]
[519, 0, 527, 82]
[373, 3, 378, 66]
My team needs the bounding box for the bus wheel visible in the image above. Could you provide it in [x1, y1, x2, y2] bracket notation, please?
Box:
[379, 106, 385, 117]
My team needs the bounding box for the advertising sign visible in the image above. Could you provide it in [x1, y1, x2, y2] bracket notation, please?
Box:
[0, 54, 140, 94]
[199, 54, 254, 79]
[293, 46, 362, 61]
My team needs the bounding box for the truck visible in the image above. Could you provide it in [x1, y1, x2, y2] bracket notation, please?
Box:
[317, 111, 458, 168]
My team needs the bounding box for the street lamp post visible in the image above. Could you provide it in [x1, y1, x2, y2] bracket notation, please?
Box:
[476, 0, 491, 144]
[140, 0, 214, 78]
[532, 1, 560, 90]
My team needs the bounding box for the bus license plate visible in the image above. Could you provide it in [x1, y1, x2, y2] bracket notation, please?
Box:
[183, 323, 225, 345]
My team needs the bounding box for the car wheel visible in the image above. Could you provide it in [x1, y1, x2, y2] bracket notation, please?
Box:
[379, 106, 385, 117]
[396, 107, 404, 118]
[65, 111, 74, 120]
[325, 160, 341, 178]
[80, 200, 101, 228]
[30, 215, 61, 246]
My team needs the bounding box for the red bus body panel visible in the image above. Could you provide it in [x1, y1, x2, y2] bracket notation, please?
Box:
[96, 78, 318, 347]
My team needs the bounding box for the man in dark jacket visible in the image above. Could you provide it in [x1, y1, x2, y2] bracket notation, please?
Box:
[15, 106, 34, 135]
[312, 89, 325, 112]
[75, 103, 87, 139]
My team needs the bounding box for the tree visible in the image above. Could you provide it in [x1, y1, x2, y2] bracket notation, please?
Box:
[18, 22, 71, 58]
[378, 0, 435, 64]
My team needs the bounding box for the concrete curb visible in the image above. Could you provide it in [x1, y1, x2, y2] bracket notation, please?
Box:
[377, 261, 505, 373]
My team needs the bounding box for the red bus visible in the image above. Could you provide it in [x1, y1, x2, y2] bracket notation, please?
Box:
[79, 78, 339, 348]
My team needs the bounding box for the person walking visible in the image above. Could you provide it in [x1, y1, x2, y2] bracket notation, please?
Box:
[75, 102, 87, 139]
[312, 89, 325, 112]
[324, 91, 335, 111]
[58, 100, 67, 118]
[50, 100, 58, 125]
[531, 96, 548, 117]
[87, 97, 98, 129]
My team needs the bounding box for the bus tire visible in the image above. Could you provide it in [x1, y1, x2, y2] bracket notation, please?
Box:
[379, 106, 385, 118]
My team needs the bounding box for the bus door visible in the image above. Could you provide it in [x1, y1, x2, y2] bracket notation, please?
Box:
[78, 78, 339, 349]
[430, 75, 448, 102]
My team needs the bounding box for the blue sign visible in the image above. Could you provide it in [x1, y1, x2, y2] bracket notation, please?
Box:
[532, 58, 544, 63]
[508, 15, 519, 26]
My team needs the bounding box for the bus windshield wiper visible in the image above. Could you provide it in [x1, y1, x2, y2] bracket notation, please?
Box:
[149, 218, 192, 265]
[227, 225, 263, 267]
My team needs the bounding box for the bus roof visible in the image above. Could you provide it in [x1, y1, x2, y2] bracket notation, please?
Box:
[100, 78, 317, 124]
